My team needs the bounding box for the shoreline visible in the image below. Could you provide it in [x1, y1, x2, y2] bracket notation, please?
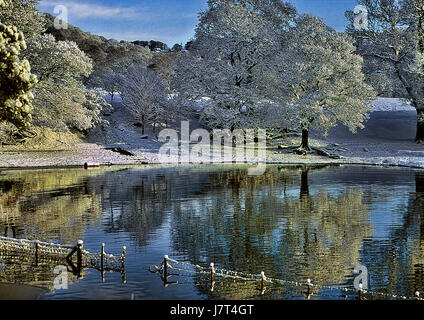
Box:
[1, 148, 423, 171]
[1, 107, 423, 171]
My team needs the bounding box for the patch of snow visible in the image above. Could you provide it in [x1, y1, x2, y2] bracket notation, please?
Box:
[372, 156, 424, 168]
[104, 93, 122, 103]
[371, 98, 415, 112]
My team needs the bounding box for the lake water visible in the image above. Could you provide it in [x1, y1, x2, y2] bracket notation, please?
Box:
[0, 164, 423, 300]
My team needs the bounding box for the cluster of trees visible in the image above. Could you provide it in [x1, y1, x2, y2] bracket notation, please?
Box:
[0, 0, 110, 137]
[3, 0, 424, 148]
[169, 0, 424, 147]
[171, 0, 376, 151]
[103, 0, 424, 147]
[44, 14, 153, 99]
[101, 0, 424, 148]
[1, 1, 181, 140]
[132, 40, 185, 53]
[0, 0, 176, 141]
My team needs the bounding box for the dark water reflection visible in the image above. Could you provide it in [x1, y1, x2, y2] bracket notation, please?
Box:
[0, 164, 423, 300]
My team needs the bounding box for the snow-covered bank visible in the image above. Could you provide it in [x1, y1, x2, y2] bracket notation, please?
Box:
[1, 148, 423, 170]
[0, 98, 423, 170]
[0, 139, 423, 170]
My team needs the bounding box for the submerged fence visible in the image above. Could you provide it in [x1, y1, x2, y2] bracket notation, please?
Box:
[0, 236, 126, 274]
[150, 255, 424, 301]
[1, 236, 421, 300]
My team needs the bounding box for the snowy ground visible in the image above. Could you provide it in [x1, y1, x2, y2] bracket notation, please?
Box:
[318, 98, 423, 168]
[0, 98, 423, 169]
[371, 97, 415, 112]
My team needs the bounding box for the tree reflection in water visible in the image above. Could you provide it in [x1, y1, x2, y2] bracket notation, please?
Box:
[0, 165, 422, 299]
[0, 169, 97, 290]
[0, 169, 103, 244]
[169, 166, 373, 299]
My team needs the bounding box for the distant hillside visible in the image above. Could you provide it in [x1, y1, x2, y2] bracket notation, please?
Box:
[42, 14, 178, 90]
[42, 14, 169, 69]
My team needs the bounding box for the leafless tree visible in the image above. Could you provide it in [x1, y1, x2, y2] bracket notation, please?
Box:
[121, 66, 172, 134]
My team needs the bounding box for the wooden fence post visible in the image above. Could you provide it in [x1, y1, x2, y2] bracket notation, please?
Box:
[121, 246, 126, 271]
[77, 240, 83, 277]
[101, 243, 105, 271]
[35, 241, 39, 266]
[163, 255, 168, 277]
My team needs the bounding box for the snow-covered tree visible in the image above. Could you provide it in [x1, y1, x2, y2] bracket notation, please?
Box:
[0, 3, 37, 130]
[0, 0, 45, 40]
[274, 15, 376, 152]
[171, 0, 296, 130]
[149, 52, 177, 85]
[403, 0, 424, 142]
[346, 0, 424, 142]
[121, 65, 172, 134]
[94, 71, 123, 104]
[25, 34, 108, 132]
[89, 41, 153, 102]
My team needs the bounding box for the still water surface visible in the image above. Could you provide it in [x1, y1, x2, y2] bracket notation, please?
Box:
[0, 164, 423, 300]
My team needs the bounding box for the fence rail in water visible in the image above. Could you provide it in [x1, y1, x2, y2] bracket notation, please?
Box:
[0, 236, 126, 276]
[149, 255, 424, 301]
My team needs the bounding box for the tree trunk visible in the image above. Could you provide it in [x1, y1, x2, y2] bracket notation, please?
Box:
[416, 109, 424, 143]
[415, 3, 424, 143]
[142, 115, 145, 135]
[393, 61, 422, 143]
[301, 129, 309, 150]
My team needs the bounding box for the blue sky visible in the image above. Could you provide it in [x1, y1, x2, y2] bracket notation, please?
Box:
[38, 0, 358, 47]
